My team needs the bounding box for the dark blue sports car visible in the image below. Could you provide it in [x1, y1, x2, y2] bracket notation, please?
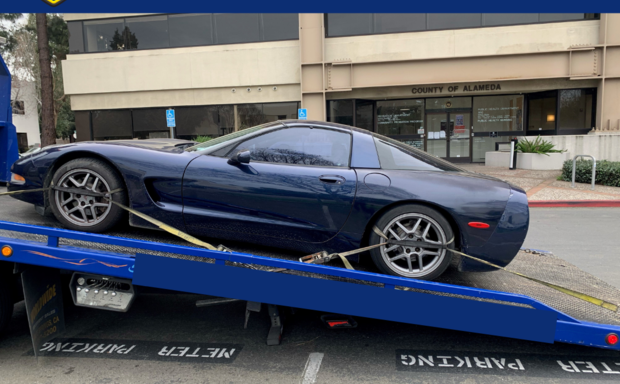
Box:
[8, 120, 529, 280]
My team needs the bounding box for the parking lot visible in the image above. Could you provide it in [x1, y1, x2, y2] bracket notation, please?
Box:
[1, 188, 620, 383]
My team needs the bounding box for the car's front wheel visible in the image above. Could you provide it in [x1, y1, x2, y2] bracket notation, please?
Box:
[49, 158, 127, 233]
[369, 204, 454, 280]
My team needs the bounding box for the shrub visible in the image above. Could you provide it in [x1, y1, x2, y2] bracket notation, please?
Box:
[194, 135, 213, 143]
[516, 135, 565, 156]
[560, 159, 620, 187]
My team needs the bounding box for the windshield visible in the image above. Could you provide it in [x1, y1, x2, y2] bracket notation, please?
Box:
[184, 122, 281, 153]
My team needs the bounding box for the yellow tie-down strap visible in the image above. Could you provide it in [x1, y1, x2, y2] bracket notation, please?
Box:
[2, 186, 617, 312]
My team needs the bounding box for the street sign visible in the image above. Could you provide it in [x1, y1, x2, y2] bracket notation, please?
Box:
[298, 109, 307, 120]
[166, 109, 176, 127]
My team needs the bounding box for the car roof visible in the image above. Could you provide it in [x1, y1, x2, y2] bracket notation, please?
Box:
[278, 119, 373, 136]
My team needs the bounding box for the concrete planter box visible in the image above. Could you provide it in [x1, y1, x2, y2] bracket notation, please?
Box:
[485, 151, 569, 170]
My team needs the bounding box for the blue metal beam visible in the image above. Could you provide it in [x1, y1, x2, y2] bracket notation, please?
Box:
[1, 220, 619, 349]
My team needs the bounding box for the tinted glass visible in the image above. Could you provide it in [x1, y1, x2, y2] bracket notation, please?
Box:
[176, 105, 235, 139]
[132, 108, 170, 139]
[214, 14, 260, 44]
[74, 111, 92, 141]
[83, 18, 125, 52]
[373, 136, 462, 172]
[377, 99, 424, 135]
[233, 127, 351, 167]
[472, 136, 504, 163]
[528, 95, 557, 132]
[473, 95, 524, 132]
[327, 100, 354, 126]
[125, 15, 169, 50]
[67, 21, 84, 53]
[92, 110, 133, 140]
[261, 14, 299, 41]
[169, 14, 213, 47]
[559, 89, 594, 130]
[427, 14, 481, 30]
[326, 14, 373, 37]
[374, 14, 426, 33]
[539, 14, 585, 22]
[482, 14, 539, 26]
[355, 101, 374, 131]
[237, 102, 299, 130]
[186, 122, 279, 153]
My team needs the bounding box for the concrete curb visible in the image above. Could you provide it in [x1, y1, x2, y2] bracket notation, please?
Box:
[529, 200, 620, 208]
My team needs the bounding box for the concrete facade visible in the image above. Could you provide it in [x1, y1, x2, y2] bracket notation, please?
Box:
[61, 13, 620, 162]
[11, 80, 40, 147]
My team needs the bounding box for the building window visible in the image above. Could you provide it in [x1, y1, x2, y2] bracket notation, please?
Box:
[124, 15, 170, 50]
[558, 89, 595, 133]
[92, 110, 133, 140]
[176, 105, 235, 140]
[327, 100, 354, 126]
[132, 108, 171, 139]
[237, 102, 299, 130]
[376, 99, 424, 136]
[11, 100, 25, 115]
[473, 95, 524, 133]
[72, 14, 299, 54]
[325, 13, 599, 37]
[527, 91, 557, 135]
[83, 18, 126, 52]
[168, 14, 213, 47]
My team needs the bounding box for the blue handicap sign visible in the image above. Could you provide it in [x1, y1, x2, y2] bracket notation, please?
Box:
[166, 109, 176, 127]
[298, 108, 307, 120]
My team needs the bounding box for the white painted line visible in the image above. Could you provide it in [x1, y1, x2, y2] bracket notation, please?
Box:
[301, 352, 324, 384]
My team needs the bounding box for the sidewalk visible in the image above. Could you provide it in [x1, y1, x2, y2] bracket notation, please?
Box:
[459, 164, 620, 206]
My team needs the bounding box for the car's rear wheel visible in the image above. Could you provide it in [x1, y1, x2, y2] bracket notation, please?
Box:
[49, 158, 127, 233]
[369, 204, 454, 280]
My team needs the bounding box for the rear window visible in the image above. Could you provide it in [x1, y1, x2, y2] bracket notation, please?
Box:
[373, 135, 463, 172]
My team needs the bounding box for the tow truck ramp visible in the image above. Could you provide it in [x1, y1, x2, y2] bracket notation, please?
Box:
[0, 220, 618, 351]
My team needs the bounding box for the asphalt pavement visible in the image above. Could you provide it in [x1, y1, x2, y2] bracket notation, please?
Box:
[1, 188, 620, 383]
[523, 207, 620, 289]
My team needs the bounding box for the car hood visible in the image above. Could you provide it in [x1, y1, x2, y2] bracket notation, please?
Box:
[99, 139, 198, 152]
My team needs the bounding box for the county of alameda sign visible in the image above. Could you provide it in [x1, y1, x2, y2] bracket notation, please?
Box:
[412, 84, 502, 94]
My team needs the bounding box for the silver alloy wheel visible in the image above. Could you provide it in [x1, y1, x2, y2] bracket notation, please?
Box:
[54, 168, 112, 227]
[379, 213, 447, 278]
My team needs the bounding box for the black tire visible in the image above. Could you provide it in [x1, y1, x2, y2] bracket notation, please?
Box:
[49, 158, 127, 233]
[369, 204, 454, 281]
[0, 278, 13, 336]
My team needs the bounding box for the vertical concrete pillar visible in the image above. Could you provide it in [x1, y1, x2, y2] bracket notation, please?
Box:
[299, 14, 326, 121]
[596, 14, 620, 131]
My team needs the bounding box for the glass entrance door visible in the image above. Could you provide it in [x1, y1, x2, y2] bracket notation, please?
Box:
[425, 112, 471, 162]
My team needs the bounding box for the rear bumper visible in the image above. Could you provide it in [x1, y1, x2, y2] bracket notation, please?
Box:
[458, 187, 529, 272]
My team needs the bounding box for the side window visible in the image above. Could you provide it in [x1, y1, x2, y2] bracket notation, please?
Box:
[374, 137, 458, 171]
[231, 127, 351, 167]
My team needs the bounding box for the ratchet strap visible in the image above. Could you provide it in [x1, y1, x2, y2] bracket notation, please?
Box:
[3, 186, 618, 311]
[371, 225, 618, 312]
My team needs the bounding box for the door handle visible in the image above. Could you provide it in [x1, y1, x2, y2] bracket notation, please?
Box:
[319, 175, 346, 185]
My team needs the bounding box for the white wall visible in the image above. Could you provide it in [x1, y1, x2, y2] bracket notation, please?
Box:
[523, 134, 620, 162]
[11, 80, 40, 146]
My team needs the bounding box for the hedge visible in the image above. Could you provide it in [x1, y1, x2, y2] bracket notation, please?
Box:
[560, 160, 620, 187]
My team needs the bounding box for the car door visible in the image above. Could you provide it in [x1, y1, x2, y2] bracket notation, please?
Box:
[182, 126, 357, 243]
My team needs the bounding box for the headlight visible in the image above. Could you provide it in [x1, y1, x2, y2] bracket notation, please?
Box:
[10, 173, 26, 184]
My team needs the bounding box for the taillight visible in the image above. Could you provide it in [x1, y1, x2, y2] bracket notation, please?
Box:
[468, 222, 490, 229]
[606, 333, 619, 346]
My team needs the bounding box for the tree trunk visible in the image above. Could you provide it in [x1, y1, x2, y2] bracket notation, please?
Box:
[36, 13, 55, 148]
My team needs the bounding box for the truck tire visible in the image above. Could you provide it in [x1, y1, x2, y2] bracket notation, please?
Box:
[0, 278, 13, 336]
[49, 158, 127, 233]
[369, 204, 454, 280]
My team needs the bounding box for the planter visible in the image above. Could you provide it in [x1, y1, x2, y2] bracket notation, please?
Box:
[485, 151, 569, 170]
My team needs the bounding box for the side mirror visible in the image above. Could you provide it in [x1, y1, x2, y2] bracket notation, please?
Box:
[228, 149, 251, 165]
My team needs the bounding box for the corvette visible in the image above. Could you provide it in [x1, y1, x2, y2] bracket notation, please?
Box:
[8, 120, 529, 280]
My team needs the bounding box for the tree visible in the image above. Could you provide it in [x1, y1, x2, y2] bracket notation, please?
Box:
[6, 14, 74, 143]
[36, 13, 55, 148]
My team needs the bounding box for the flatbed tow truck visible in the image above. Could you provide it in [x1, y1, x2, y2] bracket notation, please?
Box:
[0, 53, 618, 356]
